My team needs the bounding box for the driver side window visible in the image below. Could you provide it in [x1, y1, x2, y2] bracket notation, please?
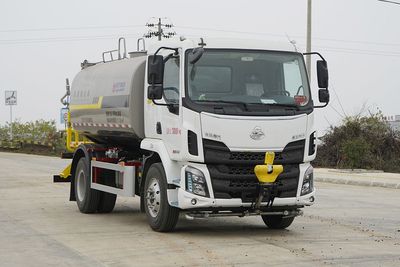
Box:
[163, 57, 180, 104]
[283, 60, 304, 96]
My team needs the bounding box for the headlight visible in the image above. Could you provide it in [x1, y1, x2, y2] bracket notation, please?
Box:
[185, 166, 209, 197]
[301, 165, 314, 196]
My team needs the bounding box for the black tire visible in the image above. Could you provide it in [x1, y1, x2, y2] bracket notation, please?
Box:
[144, 163, 179, 232]
[261, 215, 295, 229]
[97, 191, 117, 213]
[97, 169, 117, 213]
[74, 157, 101, 213]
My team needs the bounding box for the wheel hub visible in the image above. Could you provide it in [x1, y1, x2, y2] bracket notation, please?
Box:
[146, 178, 161, 218]
[76, 169, 86, 202]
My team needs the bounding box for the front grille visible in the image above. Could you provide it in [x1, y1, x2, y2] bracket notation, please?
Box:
[203, 139, 305, 202]
[229, 166, 255, 175]
[229, 152, 265, 162]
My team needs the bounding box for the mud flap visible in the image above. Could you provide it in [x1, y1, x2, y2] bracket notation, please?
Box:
[53, 175, 71, 183]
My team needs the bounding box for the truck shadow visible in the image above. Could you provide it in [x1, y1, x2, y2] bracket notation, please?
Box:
[173, 217, 296, 237]
[99, 203, 299, 237]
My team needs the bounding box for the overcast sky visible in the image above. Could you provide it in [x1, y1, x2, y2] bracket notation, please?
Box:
[1, 0, 399, 133]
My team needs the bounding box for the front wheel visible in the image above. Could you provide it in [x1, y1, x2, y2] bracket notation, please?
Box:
[144, 163, 179, 232]
[261, 215, 295, 229]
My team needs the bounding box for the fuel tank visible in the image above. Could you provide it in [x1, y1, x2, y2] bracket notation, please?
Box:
[70, 55, 146, 147]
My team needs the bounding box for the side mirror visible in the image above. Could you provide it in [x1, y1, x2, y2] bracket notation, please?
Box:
[317, 60, 329, 89]
[148, 85, 163, 100]
[189, 47, 204, 64]
[304, 52, 330, 108]
[147, 55, 164, 85]
[318, 89, 330, 103]
[147, 55, 164, 100]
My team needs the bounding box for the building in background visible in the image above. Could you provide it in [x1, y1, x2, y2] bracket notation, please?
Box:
[385, 115, 400, 131]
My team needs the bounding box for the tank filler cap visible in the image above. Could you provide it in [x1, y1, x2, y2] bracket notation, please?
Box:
[81, 59, 96, 69]
[128, 51, 147, 58]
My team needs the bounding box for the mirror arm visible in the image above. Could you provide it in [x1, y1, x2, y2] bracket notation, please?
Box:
[152, 99, 169, 106]
[314, 102, 329, 109]
[154, 46, 179, 56]
[152, 99, 178, 108]
[303, 52, 326, 62]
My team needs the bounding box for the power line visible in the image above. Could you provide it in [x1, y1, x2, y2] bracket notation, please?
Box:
[3, 35, 400, 58]
[330, 103, 345, 119]
[316, 47, 400, 57]
[331, 86, 348, 117]
[176, 25, 284, 38]
[307, 44, 400, 56]
[185, 31, 400, 57]
[378, 0, 400, 5]
[177, 25, 400, 47]
[1, 24, 400, 58]
[2, 23, 400, 48]
[311, 36, 400, 48]
[0, 34, 141, 45]
[0, 34, 132, 43]
[0, 24, 144, 33]
[323, 115, 334, 128]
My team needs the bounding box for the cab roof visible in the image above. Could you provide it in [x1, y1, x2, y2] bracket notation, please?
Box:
[146, 37, 298, 54]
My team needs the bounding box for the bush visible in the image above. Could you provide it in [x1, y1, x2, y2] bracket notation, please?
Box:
[0, 120, 65, 155]
[341, 138, 371, 169]
[315, 113, 400, 172]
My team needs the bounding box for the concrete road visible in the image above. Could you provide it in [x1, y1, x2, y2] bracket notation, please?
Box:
[0, 152, 399, 267]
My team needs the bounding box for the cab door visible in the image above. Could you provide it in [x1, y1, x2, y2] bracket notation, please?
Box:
[159, 55, 182, 160]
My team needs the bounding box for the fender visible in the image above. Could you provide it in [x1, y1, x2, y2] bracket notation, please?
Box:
[69, 143, 98, 201]
[141, 138, 181, 207]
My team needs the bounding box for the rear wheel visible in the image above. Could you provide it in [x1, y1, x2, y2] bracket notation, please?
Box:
[74, 157, 101, 213]
[261, 215, 295, 229]
[97, 190, 117, 213]
[97, 169, 117, 213]
[144, 163, 179, 232]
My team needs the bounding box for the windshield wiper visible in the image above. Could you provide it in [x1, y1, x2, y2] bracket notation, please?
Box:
[246, 102, 300, 111]
[194, 100, 250, 111]
[263, 103, 300, 111]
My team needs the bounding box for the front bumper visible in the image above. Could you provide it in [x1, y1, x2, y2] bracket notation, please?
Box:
[175, 162, 315, 210]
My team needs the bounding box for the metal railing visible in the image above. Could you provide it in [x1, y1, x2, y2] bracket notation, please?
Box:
[102, 37, 128, 63]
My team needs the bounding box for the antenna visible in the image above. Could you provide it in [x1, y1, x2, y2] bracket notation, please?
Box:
[144, 17, 176, 41]
[285, 33, 298, 52]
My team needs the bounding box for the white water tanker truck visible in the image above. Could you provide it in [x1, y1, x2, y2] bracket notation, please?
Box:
[54, 36, 329, 232]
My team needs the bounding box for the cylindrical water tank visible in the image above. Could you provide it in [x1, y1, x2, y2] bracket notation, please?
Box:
[70, 55, 147, 146]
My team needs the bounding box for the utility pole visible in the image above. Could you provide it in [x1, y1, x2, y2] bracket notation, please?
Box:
[144, 18, 176, 40]
[306, 0, 312, 80]
[157, 18, 162, 41]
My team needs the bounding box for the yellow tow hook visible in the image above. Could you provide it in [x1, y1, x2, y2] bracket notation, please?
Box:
[253, 152, 283, 211]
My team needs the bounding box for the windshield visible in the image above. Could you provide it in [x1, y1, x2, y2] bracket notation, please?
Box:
[186, 49, 311, 109]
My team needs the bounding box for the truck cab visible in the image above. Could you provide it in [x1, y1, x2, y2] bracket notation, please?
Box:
[141, 38, 329, 227]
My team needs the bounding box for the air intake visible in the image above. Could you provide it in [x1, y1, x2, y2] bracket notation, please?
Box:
[188, 130, 198, 156]
[308, 132, 316, 156]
